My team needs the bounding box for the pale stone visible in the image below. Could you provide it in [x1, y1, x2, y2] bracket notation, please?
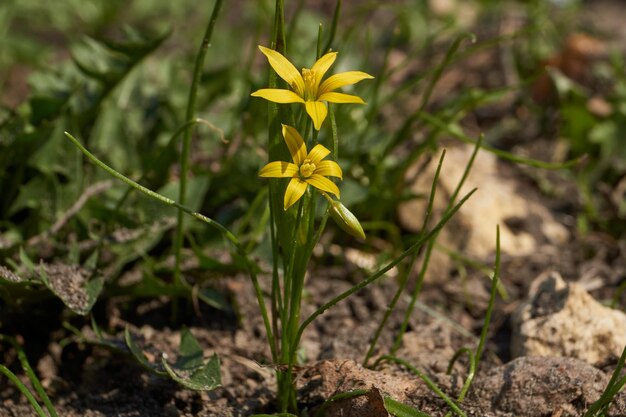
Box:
[511, 271, 626, 366]
[398, 144, 569, 262]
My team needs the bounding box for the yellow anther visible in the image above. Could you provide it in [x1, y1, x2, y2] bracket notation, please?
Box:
[300, 160, 316, 178]
[301, 68, 317, 100]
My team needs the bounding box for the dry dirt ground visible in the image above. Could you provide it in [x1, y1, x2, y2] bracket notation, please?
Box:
[2, 233, 626, 417]
[3, 1, 626, 416]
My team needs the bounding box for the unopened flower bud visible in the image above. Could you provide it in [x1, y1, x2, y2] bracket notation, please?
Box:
[329, 200, 365, 239]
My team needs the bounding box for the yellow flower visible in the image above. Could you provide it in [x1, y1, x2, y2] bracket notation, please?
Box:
[259, 124, 342, 210]
[251, 46, 374, 130]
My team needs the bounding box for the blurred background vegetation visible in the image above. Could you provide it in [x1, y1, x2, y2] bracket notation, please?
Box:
[1, 0, 625, 318]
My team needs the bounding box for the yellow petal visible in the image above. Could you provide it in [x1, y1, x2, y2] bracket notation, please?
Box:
[305, 100, 328, 131]
[315, 160, 343, 179]
[318, 91, 365, 104]
[305, 174, 340, 198]
[307, 144, 331, 164]
[284, 178, 308, 210]
[311, 52, 337, 89]
[318, 71, 374, 95]
[251, 89, 305, 104]
[258, 46, 305, 97]
[259, 161, 299, 178]
[282, 124, 307, 165]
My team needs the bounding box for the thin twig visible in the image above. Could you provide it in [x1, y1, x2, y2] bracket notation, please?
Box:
[27, 180, 113, 247]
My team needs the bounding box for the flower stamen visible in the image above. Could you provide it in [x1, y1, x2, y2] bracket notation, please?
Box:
[301, 68, 317, 100]
[299, 160, 316, 178]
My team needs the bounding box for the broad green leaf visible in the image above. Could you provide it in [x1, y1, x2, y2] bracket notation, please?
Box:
[161, 328, 221, 391]
[175, 327, 203, 369]
[37, 262, 104, 316]
[126, 327, 221, 391]
[197, 287, 230, 311]
[162, 353, 221, 391]
[18, 248, 104, 315]
[124, 326, 167, 376]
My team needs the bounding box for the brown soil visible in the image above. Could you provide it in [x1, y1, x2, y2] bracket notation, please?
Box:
[2, 227, 626, 416]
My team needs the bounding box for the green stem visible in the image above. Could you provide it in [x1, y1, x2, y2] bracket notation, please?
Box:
[599, 345, 626, 409]
[272, 0, 286, 53]
[303, 118, 313, 144]
[310, 201, 330, 255]
[474, 226, 500, 365]
[269, 183, 282, 362]
[268, 0, 294, 413]
[329, 103, 339, 158]
[0, 364, 48, 417]
[286, 197, 306, 341]
[584, 359, 626, 416]
[446, 347, 476, 409]
[316, 23, 323, 59]
[322, 0, 342, 54]
[278, 197, 306, 413]
[66, 133, 235, 245]
[0, 335, 58, 417]
[287, 198, 318, 368]
[16, 345, 58, 417]
[174, 0, 224, 287]
[281, 198, 304, 357]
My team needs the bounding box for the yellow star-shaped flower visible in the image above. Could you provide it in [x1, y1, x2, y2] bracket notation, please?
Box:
[251, 46, 373, 130]
[259, 124, 343, 210]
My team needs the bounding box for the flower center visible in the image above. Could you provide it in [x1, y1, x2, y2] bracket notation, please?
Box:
[301, 68, 317, 100]
[299, 160, 316, 178]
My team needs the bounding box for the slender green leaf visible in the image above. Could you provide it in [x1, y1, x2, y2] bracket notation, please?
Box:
[384, 396, 431, 417]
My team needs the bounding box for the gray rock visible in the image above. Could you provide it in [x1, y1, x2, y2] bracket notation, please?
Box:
[469, 356, 626, 416]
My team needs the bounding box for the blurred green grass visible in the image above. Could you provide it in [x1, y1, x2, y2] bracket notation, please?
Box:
[1, 0, 624, 315]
